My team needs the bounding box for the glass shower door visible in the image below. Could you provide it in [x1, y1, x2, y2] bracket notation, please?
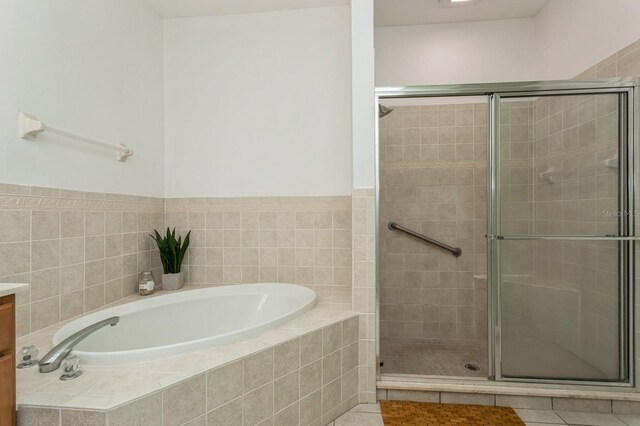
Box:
[490, 88, 635, 384]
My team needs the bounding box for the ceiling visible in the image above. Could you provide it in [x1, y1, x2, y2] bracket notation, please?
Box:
[146, 0, 349, 19]
[375, 0, 550, 27]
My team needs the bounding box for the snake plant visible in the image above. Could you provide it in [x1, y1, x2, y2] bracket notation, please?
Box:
[150, 228, 191, 274]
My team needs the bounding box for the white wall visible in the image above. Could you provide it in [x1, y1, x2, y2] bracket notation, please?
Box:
[163, 6, 352, 198]
[352, 0, 376, 189]
[375, 18, 536, 87]
[535, 0, 640, 80]
[0, 0, 165, 196]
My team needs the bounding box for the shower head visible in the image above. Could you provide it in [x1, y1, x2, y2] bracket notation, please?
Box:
[379, 104, 394, 118]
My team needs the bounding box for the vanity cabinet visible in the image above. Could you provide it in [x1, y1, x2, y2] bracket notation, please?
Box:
[0, 294, 15, 426]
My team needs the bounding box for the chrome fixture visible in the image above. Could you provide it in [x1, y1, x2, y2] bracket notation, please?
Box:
[16, 345, 39, 369]
[378, 104, 394, 118]
[388, 221, 462, 257]
[60, 355, 82, 381]
[39, 316, 119, 373]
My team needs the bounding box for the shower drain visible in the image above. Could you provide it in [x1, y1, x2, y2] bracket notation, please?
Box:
[464, 363, 480, 371]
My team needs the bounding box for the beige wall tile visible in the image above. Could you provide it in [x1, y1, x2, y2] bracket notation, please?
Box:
[207, 360, 243, 410]
[105, 234, 123, 257]
[85, 236, 105, 262]
[300, 390, 322, 426]
[321, 378, 342, 417]
[61, 290, 84, 321]
[31, 296, 60, 331]
[441, 392, 494, 406]
[85, 260, 105, 287]
[274, 370, 299, 412]
[300, 359, 322, 398]
[17, 406, 61, 426]
[105, 212, 123, 234]
[32, 239, 60, 271]
[60, 264, 84, 293]
[273, 339, 299, 379]
[123, 212, 138, 233]
[85, 284, 105, 311]
[243, 349, 274, 392]
[206, 397, 242, 426]
[323, 348, 342, 384]
[30, 268, 60, 301]
[274, 401, 299, 426]
[108, 391, 162, 425]
[85, 212, 105, 236]
[388, 390, 439, 403]
[322, 323, 342, 356]
[32, 211, 60, 240]
[300, 330, 323, 366]
[104, 279, 123, 304]
[163, 374, 207, 426]
[60, 212, 84, 238]
[0, 185, 163, 339]
[61, 409, 106, 426]
[242, 383, 273, 426]
[0, 210, 30, 242]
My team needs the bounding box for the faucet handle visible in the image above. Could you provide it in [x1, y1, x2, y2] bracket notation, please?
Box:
[17, 345, 39, 369]
[60, 355, 82, 381]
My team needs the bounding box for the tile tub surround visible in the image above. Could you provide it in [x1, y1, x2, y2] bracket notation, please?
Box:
[0, 183, 164, 338]
[16, 285, 361, 426]
[352, 188, 376, 404]
[164, 196, 353, 310]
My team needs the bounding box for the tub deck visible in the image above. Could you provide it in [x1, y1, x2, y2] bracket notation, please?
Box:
[16, 284, 360, 425]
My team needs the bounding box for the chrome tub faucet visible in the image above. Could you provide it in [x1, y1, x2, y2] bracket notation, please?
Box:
[38, 316, 119, 373]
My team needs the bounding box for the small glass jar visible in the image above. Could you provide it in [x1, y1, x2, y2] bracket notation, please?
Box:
[138, 271, 155, 296]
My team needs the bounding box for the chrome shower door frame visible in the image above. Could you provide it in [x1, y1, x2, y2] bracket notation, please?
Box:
[375, 78, 638, 388]
[490, 85, 636, 387]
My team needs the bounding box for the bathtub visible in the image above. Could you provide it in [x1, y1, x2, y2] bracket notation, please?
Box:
[54, 283, 316, 365]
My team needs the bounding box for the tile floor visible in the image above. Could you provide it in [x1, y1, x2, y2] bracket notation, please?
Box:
[331, 404, 640, 426]
[380, 339, 487, 377]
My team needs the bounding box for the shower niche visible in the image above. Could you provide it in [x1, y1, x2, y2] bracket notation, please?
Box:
[376, 80, 637, 386]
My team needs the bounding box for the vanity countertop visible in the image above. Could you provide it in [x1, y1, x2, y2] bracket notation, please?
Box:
[0, 283, 29, 297]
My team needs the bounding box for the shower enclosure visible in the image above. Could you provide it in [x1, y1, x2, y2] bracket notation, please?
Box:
[376, 79, 638, 387]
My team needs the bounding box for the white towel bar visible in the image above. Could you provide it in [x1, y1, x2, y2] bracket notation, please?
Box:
[18, 112, 134, 162]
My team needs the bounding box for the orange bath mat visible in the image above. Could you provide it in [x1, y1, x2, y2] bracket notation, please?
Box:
[380, 400, 525, 425]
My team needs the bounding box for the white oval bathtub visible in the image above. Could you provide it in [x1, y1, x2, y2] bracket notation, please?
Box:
[53, 283, 316, 365]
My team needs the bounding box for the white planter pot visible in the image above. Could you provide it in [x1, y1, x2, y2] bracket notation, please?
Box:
[162, 272, 184, 291]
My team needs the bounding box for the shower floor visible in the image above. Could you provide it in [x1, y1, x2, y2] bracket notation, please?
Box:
[380, 339, 487, 378]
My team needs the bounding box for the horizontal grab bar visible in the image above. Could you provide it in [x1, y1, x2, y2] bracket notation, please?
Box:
[388, 222, 462, 257]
